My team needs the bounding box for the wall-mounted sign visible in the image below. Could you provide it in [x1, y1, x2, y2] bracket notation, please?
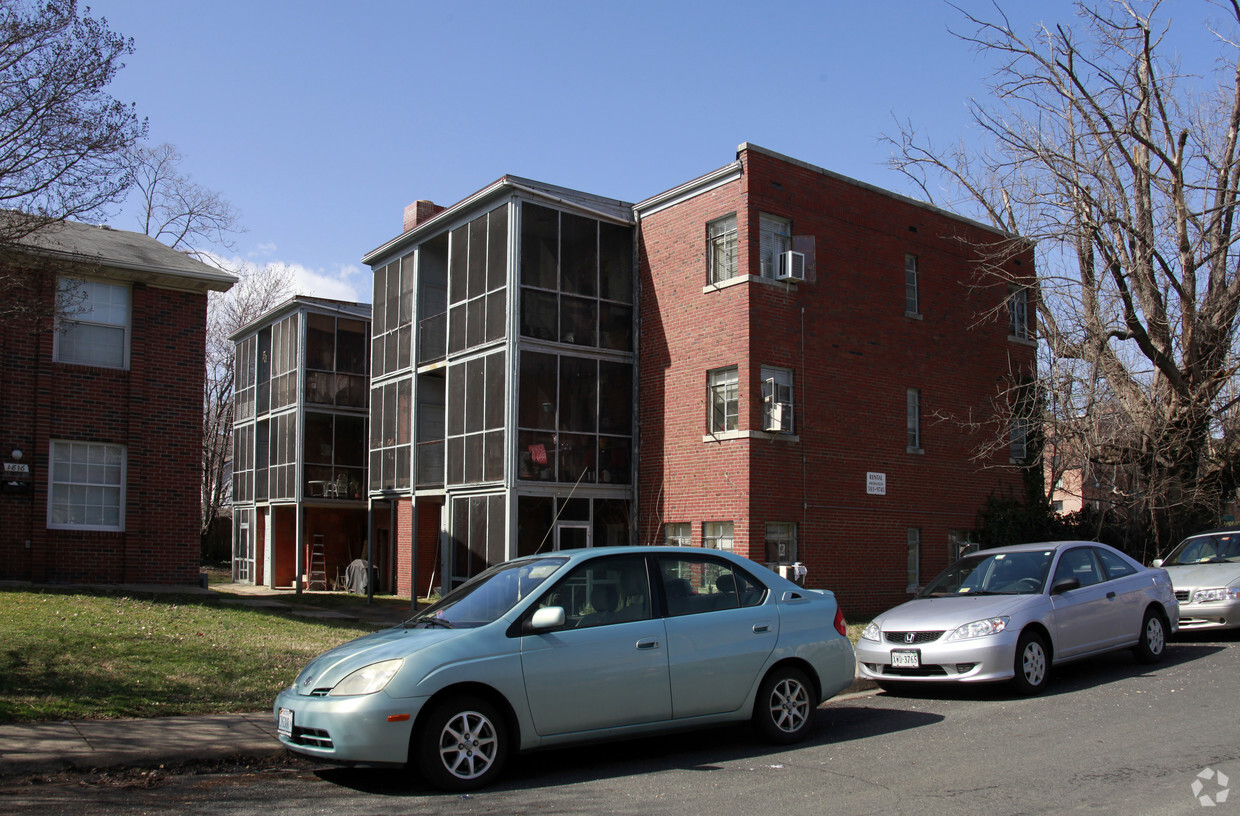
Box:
[866, 472, 887, 496]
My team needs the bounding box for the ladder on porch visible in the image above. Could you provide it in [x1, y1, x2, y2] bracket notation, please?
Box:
[308, 536, 327, 591]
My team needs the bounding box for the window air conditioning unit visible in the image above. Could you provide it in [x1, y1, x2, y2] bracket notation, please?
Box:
[765, 402, 792, 433]
[777, 250, 805, 281]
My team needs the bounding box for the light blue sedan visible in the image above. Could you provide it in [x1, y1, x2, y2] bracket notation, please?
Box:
[274, 546, 856, 790]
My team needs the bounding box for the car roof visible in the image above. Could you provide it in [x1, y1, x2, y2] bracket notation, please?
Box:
[972, 540, 1107, 556]
[1182, 526, 1240, 539]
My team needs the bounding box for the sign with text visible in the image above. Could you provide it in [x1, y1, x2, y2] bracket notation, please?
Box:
[866, 472, 887, 495]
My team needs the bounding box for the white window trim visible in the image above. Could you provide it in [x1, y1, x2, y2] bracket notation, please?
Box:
[907, 388, 923, 453]
[905, 253, 920, 316]
[47, 440, 127, 532]
[703, 521, 734, 552]
[1008, 286, 1031, 340]
[761, 366, 795, 434]
[708, 366, 739, 434]
[707, 214, 739, 284]
[758, 213, 792, 279]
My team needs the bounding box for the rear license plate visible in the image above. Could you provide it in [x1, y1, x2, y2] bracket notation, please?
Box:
[891, 649, 921, 668]
[277, 707, 293, 736]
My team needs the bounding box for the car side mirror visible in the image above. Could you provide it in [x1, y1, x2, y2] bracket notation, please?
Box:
[529, 606, 566, 631]
[1151, 558, 1163, 568]
[1051, 577, 1081, 595]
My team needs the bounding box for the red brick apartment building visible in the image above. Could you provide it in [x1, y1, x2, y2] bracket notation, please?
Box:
[636, 144, 1037, 614]
[0, 219, 235, 585]
[341, 143, 1036, 615]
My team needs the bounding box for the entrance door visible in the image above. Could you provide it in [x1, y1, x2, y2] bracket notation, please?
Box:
[234, 512, 253, 583]
[555, 522, 590, 551]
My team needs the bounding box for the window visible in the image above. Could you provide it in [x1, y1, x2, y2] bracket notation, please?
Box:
[765, 522, 797, 564]
[948, 530, 978, 561]
[907, 388, 922, 451]
[905, 254, 919, 314]
[907, 528, 921, 590]
[761, 365, 794, 433]
[708, 367, 739, 433]
[703, 521, 734, 551]
[707, 214, 738, 283]
[55, 278, 130, 368]
[538, 556, 651, 629]
[1053, 547, 1103, 588]
[1095, 548, 1137, 580]
[663, 522, 691, 547]
[758, 213, 792, 278]
[1008, 286, 1031, 339]
[48, 441, 125, 530]
[1010, 417, 1029, 462]
[657, 553, 765, 616]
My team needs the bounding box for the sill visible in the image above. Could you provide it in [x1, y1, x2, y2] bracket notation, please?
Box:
[1007, 334, 1037, 347]
[703, 430, 801, 443]
[702, 274, 803, 294]
[907, 446, 924, 455]
[703, 275, 748, 293]
[905, 311, 923, 320]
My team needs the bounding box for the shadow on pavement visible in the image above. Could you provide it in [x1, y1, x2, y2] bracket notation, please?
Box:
[314, 702, 943, 796]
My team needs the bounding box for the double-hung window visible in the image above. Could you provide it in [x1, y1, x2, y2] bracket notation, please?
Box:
[1008, 286, 1031, 339]
[1010, 417, 1030, 461]
[55, 278, 131, 368]
[765, 522, 797, 564]
[663, 522, 691, 547]
[707, 215, 738, 283]
[708, 367, 739, 433]
[758, 213, 792, 278]
[760, 365, 794, 433]
[48, 441, 125, 530]
[703, 521, 734, 551]
[905, 254, 919, 314]
[907, 388, 922, 452]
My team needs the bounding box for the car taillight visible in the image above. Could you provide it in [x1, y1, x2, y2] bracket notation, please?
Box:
[833, 606, 847, 637]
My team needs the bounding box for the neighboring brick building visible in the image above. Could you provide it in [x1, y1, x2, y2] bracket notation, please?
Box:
[0, 219, 235, 585]
[343, 143, 1037, 614]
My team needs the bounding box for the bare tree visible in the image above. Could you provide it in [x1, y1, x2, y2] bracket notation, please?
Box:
[201, 263, 293, 545]
[130, 142, 241, 263]
[887, 0, 1240, 555]
[0, 0, 146, 320]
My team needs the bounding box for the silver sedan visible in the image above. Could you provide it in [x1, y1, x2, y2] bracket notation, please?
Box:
[856, 541, 1178, 694]
[1154, 526, 1240, 630]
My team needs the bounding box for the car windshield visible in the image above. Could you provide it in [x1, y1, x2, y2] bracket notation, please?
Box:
[918, 550, 1055, 597]
[1162, 533, 1240, 566]
[406, 557, 567, 629]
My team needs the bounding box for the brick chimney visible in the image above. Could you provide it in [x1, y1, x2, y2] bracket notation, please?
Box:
[404, 200, 446, 232]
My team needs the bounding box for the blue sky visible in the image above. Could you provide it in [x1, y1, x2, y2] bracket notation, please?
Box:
[89, 0, 1230, 301]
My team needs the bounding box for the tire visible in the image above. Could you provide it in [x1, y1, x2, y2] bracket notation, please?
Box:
[753, 666, 817, 744]
[1133, 608, 1168, 664]
[414, 696, 508, 791]
[1011, 630, 1049, 695]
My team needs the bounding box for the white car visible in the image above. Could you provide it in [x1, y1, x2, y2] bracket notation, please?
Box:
[1154, 527, 1240, 630]
[856, 541, 1178, 694]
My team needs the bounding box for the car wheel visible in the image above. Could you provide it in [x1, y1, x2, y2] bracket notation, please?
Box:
[1133, 608, 1167, 664]
[753, 666, 817, 744]
[1011, 630, 1049, 695]
[414, 696, 508, 791]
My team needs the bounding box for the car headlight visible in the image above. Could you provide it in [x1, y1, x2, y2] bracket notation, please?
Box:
[946, 617, 1009, 640]
[1191, 587, 1240, 604]
[861, 622, 882, 641]
[328, 659, 403, 696]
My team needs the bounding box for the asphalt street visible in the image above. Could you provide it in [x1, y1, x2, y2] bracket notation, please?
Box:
[2, 631, 1236, 816]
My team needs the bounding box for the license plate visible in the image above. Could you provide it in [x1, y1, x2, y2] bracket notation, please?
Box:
[891, 649, 920, 668]
[277, 707, 293, 736]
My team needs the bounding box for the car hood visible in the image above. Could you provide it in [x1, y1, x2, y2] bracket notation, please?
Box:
[290, 625, 469, 695]
[1163, 562, 1240, 589]
[875, 594, 1032, 631]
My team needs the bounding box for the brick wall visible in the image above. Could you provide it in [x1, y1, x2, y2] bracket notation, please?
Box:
[638, 147, 1037, 616]
[0, 275, 209, 585]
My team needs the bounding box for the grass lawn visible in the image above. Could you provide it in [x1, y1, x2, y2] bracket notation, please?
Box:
[0, 587, 379, 724]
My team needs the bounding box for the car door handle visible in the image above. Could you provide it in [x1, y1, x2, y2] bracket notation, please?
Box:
[753, 623, 771, 634]
[636, 638, 660, 650]
[1106, 591, 1116, 600]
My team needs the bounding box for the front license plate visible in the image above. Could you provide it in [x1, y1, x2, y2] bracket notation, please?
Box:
[277, 707, 293, 736]
[891, 649, 920, 668]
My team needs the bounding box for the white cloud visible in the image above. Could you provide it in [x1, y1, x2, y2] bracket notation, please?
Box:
[205, 252, 366, 305]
